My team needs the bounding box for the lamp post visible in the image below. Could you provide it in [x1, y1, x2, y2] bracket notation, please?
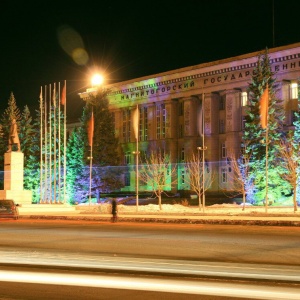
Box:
[83, 74, 104, 205]
[133, 150, 140, 211]
[132, 105, 140, 211]
[197, 145, 207, 212]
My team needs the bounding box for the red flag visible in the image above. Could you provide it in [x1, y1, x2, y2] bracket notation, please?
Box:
[132, 105, 139, 140]
[259, 86, 268, 129]
[61, 83, 66, 106]
[52, 85, 56, 107]
[88, 111, 94, 147]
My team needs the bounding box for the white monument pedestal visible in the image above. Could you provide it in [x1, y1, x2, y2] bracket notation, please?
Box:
[0, 152, 32, 205]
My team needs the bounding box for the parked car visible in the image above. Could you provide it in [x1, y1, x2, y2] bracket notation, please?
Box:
[0, 199, 19, 220]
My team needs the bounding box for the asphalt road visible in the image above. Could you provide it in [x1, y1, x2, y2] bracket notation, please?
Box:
[0, 219, 299, 299]
[0, 219, 299, 265]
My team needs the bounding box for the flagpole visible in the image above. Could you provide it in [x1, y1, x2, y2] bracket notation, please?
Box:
[63, 80, 67, 204]
[89, 138, 93, 206]
[44, 85, 48, 203]
[88, 109, 94, 206]
[265, 86, 269, 213]
[58, 82, 61, 203]
[49, 84, 52, 204]
[132, 105, 139, 211]
[197, 93, 207, 212]
[259, 84, 269, 213]
[202, 93, 206, 212]
[265, 124, 269, 213]
[53, 83, 57, 203]
[64, 80, 67, 203]
[39, 86, 43, 203]
[135, 140, 139, 212]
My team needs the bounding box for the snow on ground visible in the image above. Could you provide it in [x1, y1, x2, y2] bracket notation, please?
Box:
[77, 201, 299, 215]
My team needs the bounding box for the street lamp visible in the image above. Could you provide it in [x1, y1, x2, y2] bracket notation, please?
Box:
[82, 73, 104, 205]
[197, 145, 207, 212]
[91, 74, 104, 87]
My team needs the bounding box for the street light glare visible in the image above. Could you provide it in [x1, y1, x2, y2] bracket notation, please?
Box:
[91, 74, 104, 86]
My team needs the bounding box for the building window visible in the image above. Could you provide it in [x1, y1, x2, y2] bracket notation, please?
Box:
[139, 107, 148, 141]
[179, 102, 184, 116]
[219, 119, 225, 133]
[122, 110, 131, 142]
[221, 143, 226, 158]
[124, 172, 130, 186]
[241, 92, 248, 106]
[242, 115, 246, 130]
[291, 83, 298, 99]
[156, 104, 166, 139]
[181, 169, 185, 184]
[219, 95, 225, 110]
[205, 159, 210, 173]
[221, 168, 227, 183]
[179, 124, 184, 138]
[181, 147, 185, 161]
[124, 152, 131, 165]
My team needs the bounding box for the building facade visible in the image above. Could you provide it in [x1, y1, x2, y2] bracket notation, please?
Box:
[79, 43, 300, 196]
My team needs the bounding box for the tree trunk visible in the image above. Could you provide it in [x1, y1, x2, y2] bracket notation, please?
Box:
[293, 186, 298, 212]
[158, 194, 162, 210]
[198, 194, 202, 211]
[242, 191, 246, 211]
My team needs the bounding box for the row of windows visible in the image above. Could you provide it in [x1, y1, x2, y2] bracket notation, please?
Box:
[122, 104, 166, 142]
[240, 83, 298, 107]
[122, 83, 299, 142]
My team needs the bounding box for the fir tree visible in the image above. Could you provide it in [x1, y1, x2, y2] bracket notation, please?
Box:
[24, 106, 43, 202]
[66, 126, 85, 204]
[19, 106, 35, 164]
[290, 78, 300, 209]
[243, 49, 289, 204]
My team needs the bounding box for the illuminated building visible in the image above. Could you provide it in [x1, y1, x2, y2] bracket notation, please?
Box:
[79, 43, 300, 196]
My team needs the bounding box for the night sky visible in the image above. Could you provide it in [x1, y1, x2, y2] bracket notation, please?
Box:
[1, 0, 299, 120]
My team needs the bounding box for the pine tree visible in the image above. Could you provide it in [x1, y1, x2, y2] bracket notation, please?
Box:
[290, 78, 300, 210]
[66, 126, 85, 204]
[23, 106, 42, 202]
[243, 49, 289, 204]
[19, 106, 35, 164]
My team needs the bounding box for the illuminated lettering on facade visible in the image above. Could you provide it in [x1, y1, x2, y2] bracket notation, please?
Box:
[115, 56, 300, 102]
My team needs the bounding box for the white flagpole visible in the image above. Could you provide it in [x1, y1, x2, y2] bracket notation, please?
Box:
[63, 80, 67, 203]
[132, 105, 139, 211]
[53, 83, 57, 203]
[49, 84, 52, 204]
[89, 109, 94, 206]
[39, 86, 43, 203]
[58, 82, 61, 203]
[265, 86, 269, 213]
[44, 86, 48, 203]
[202, 92, 206, 213]
[197, 93, 207, 212]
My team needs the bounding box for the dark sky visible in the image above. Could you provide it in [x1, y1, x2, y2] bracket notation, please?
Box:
[0, 0, 299, 120]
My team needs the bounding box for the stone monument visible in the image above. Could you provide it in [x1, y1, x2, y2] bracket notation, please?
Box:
[0, 118, 32, 204]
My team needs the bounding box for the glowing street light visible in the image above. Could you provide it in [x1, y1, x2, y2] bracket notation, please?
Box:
[91, 74, 104, 87]
[87, 73, 104, 205]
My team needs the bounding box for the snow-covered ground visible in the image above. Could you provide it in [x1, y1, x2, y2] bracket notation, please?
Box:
[77, 202, 299, 215]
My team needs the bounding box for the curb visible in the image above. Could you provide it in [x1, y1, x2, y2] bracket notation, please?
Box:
[19, 215, 300, 226]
